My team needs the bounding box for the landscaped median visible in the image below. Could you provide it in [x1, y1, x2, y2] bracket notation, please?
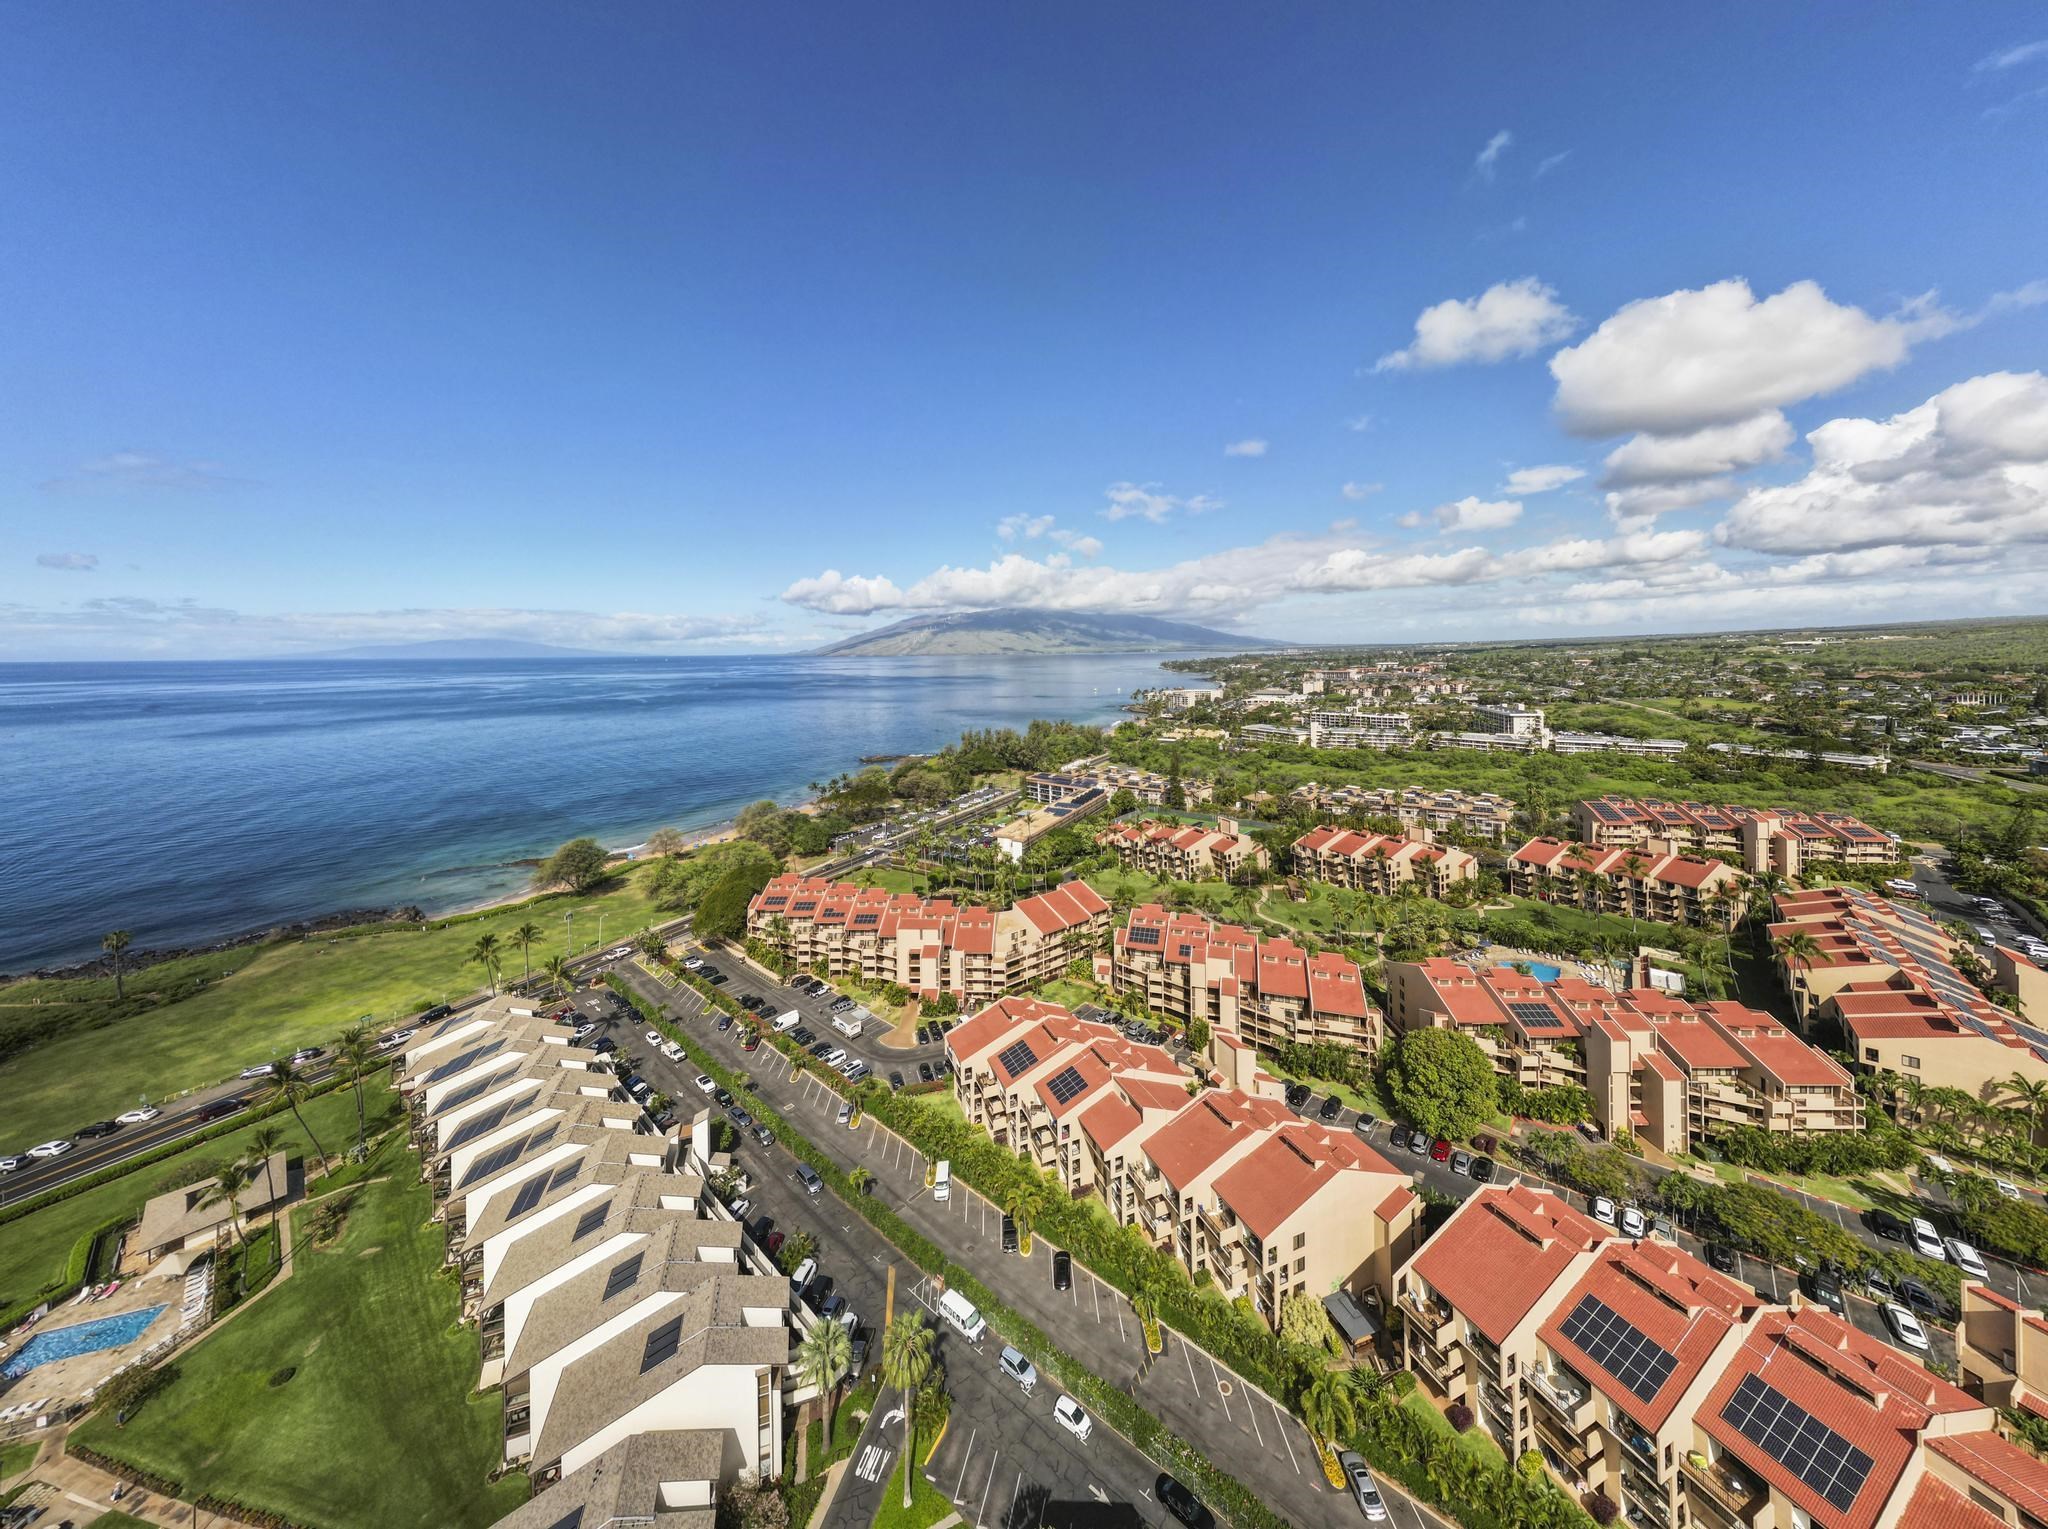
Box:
[613, 972, 1594, 1529]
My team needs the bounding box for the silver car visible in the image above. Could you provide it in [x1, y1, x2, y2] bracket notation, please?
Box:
[1338, 1451, 1387, 1521]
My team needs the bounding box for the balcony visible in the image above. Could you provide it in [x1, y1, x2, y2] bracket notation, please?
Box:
[1527, 1366, 1595, 1430]
[1402, 1289, 1458, 1347]
[1680, 1454, 1764, 1526]
[1533, 1409, 1596, 1474]
[1197, 1204, 1241, 1246]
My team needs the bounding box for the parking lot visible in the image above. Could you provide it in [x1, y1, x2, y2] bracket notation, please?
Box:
[617, 960, 1447, 1529]
[678, 949, 952, 1078]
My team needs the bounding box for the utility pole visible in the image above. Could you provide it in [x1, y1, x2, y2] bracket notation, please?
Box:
[565, 911, 575, 958]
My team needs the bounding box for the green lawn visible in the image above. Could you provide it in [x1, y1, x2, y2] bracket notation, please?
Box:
[86, 1514, 155, 1529]
[874, 1456, 953, 1529]
[0, 1441, 37, 1481]
[1401, 1388, 1506, 1468]
[0, 863, 670, 1153]
[846, 867, 930, 895]
[73, 1157, 526, 1529]
[0, 1080, 401, 1334]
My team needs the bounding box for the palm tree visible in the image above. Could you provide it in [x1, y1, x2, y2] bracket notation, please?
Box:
[1617, 853, 1649, 937]
[1772, 930, 1824, 1017]
[511, 922, 544, 986]
[1005, 1180, 1046, 1257]
[2002, 1073, 2048, 1143]
[848, 1166, 875, 1197]
[541, 954, 573, 998]
[879, 1312, 934, 1509]
[263, 1053, 330, 1169]
[245, 1127, 287, 1267]
[470, 932, 503, 995]
[101, 929, 134, 1001]
[199, 1155, 257, 1258]
[335, 1023, 378, 1156]
[797, 1317, 854, 1447]
[1300, 1368, 1361, 1449]
[1131, 1271, 1168, 1353]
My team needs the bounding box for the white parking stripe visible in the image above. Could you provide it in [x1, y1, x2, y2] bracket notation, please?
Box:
[951, 1427, 978, 1500]
[1274, 1399, 1301, 1474]
[1209, 1354, 1232, 1422]
[976, 1451, 1002, 1526]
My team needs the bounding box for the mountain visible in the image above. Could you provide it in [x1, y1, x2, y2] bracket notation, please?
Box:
[812, 608, 1285, 657]
[292, 638, 619, 660]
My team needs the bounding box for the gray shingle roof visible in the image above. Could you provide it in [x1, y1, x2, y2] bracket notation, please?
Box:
[488, 1428, 726, 1529]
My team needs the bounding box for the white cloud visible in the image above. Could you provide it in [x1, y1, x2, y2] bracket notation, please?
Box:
[1344, 415, 1374, 432]
[1716, 370, 2048, 555]
[1223, 439, 1268, 458]
[1535, 151, 1571, 177]
[779, 569, 908, 614]
[997, 513, 1055, 542]
[1976, 39, 2048, 71]
[36, 552, 99, 572]
[1603, 478, 1738, 529]
[1502, 464, 1585, 494]
[1341, 481, 1383, 502]
[1063, 534, 1103, 558]
[1600, 411, 1796, 486]
[1100, 481, 1222, 522]
[41, 452, 248, 494]
[1421, 495, 1524, 533]
[1474, 130, 1513, 179]
[1375, 277, 1577, 372]
[1550, 279, 1958, 437]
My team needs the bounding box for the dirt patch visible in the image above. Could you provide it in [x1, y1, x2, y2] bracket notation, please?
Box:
[356, 1245, 383, 1258]
[302, 1336, 323, 1357]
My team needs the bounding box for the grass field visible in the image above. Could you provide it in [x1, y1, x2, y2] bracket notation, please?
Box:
[73, 1157, 526, 1529]
[0, 863, 670, 1153]
[0, 1079, 402, 1327]
[0, 1442, 36, 1481]
[1401, 1388, 1506, 1468]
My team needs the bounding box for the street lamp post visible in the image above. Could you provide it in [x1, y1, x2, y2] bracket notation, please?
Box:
[565, 912, 575, 958]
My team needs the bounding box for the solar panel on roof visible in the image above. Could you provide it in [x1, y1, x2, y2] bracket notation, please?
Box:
[640, 1316, 683, 1373]
[460, 1137, 525, 1189]
[1558, 1294, 1676, 1403]
[852, 912, 880, 927]
[1127, 926, 1162, 946]
[1718, 1373, 1873, 1512]
[433, 1071, 499, 1115]
[505, 1172, 550, 1221]
[996, 1039, 1039, 1077]
[1044, 1066, 1089, 1105]
[601, 1251, 643, 1300]
[446, 1100, 515, 1151]
[1508, 1001, 1560, 1024]
[428, 1038, 505, 1084]
[571, 1201, 609, 1241]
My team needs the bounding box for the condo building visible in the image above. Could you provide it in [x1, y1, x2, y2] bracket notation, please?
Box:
[1291, 825, 1479, 898]
[1768, 887, 2048, 1096]
[1095, 817, 1271, 882]
[1287, 782, 1517, 844]
[746, 875, 1110, 1006]
[1386, 960, 1860, 1151]
[943, 997, 1422, 1324]
[1572, 795, 1898, 878]
[391, 999, 796, 1527]
[1306, 709, 1416, 750]
[1025, 757, 1214, 808]
[1510, 837, 1744, 929]
[1399, 1185, 2048, 1529]
[1105, 904, 1380, 1056]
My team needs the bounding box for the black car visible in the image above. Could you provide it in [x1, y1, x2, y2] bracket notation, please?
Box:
[1704, 1242, 1740, 1274]
[915, 1024, 934, 1045]
[809, 1040, 834, 1058]
[1283, 1083, 1312, 1111]
[1001, 1214, 1018, 1253]
[1799, 1263, 1846, 1315]
[1052, 1250, 1072, 1290]
[1867, 1208, 1908, 1243]
[917, 1061, 934, 1083]
[1156, 1474, 1215, 1529]
[716, 1013, 734, 1031]
[1317, 1095, 1343, 1122]
[1470, 1156, 1497, 1183]
[889, 1070, 906, 1089]
[1387, 1125, 1411, 1153]
[1898, 1276, 1947, 1320]
[196, 1096, 247, 1122]
[793, 1027, 816, 1045]
[738, 995, 762, 1011]
[714, 1088, 733, 1107]
[76, 1119, 120, 1138]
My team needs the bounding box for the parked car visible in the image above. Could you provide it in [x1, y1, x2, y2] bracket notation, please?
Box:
[1470, 1156, 1497, 1183]
[1898, 1277, 1946, 1320]
[1866, 1209, 1907, 1243]
[1387, 1125, 1411, 1153]
[26, 1139, 73, 1159]
[1591, 1195, 1617, 1225]
[1704, 1242, 1739, 1274]
[1883, 1302, 1931, 1352]
[1865, 1268, 1896, 1303]
[999, 1345, 1037, 1391]
[729, 1197, 751, 1218]
[1618, 1205, 1648, 1239]
[789, 1256, 817, 1292]
[752, 1123, 774, 1147]
[1352, 1114, 1377, 1139]
[1052, 1250, 1072, 1291]
[820, 1292, 847, 1321]
[717, 1013, 734, 1032]
[115, 1106, 161, 1125]
[645, 1029, 664, 1046]
[1318, 1096, 1343, 1122]
[683, 956, 703, 969]
[797, 1165, 822, 1195]
[0, 1156, 20, 1173]
[1284, 1083, 1311, 1111]
[888, 1070, 906, 1089]
[1002, 1214, 1018, 1253]
[75, 1120, 119, 1139]
[1995, 1178, 2024, 1201]
[836, 1101, 854, 1127]
[713, 1088, 733, 1107]
[1156, 1474, 1215, 1529]
[1450, 1150, 1472, 1176]
[1945, 1237, 1991, 1279]
[1429, 1137, 1451, 1163]
[1909, 1217, 1947, 1261]
[1799, 1263, 1846, 1315]
[1338, 1451, 1388, 1522]
[1053, 1394, 1093, 1442]
[793, 1027, 816, 1045]
[764, 1231, 785, 1258]
[917, 1062, 935, 1083]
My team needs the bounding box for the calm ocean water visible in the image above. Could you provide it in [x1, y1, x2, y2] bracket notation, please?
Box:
[0, 653, 1202, 970]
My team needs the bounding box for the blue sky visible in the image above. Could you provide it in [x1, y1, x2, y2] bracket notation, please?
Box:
[4, 4, 2046, 656]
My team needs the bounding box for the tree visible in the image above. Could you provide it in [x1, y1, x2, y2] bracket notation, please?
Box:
[245, 1126, 287, 1267]
[263, 1052, 330, 1170]
[470, 931, 503, 995]
[880, 1311, 934, 1508]
[199, 1154, 257, 1257]
[1005, 1180, 1047, 1257]
[646, 826, 688, 858]
[1385, 1027, 1499, 1141]
[1771, 930, 1824, 1014]
[335, 1023, 378, 1157]
[2002, 1073, 2048, 1143]
[848, 1165, 875, 1197]
[715, 1471, 789, 1529]
[101, 929, 134, 1001]
[696, 862, 777, 943]
[1280, 1289, 1339, 1356]
[1185, 1013, 1211, 1057]
[511, 921, 544, 984]
[796, 1317, 854, 1446]
[1300, 1368, 1360, 1447]
[533, 837, 611, 893]
[542, 954, 573, 996]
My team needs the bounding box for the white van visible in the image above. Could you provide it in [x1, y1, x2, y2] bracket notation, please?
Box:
[940, 1287, 985, 1342]
[772, 1010, 802, 1033]
[832, 1013, 864, 1039]
[933, 1159, 951, 1202]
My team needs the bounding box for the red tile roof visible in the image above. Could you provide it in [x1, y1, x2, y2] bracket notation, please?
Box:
[1078, 1093, 1142, 1151]
[1901, 1476, 2010, 1529]
[1927, 1431, 2048, 1524]
[1410, 1184, 1608, 1345]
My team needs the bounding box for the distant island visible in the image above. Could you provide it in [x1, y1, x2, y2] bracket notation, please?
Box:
[813, 607, 1285, 657]
[290, 638, 620, 660]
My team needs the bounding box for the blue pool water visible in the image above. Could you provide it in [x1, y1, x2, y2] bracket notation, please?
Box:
[2, 1305, 168, 1378]
[1524, 962, 1563, 983]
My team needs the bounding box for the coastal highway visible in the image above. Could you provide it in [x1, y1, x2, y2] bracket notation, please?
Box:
[0, 924, 687, 1209]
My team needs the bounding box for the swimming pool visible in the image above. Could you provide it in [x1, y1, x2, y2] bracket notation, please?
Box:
[2, 1304, 168, 1378]
[1524, 962, 1563, 983]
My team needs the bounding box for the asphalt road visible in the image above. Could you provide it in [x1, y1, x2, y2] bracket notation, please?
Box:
[616, 957, 1441, 1529]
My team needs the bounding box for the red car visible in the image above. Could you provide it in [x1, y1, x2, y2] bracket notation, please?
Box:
[741, 1029, 761, 1052]
[765, 1231, 785, 1257]
[1430, 1137, 1452, 1162]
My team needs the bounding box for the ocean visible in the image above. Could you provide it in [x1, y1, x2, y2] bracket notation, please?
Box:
[0, 653, 1206, 970]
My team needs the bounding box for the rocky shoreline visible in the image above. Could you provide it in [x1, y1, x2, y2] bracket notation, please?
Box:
[4, 905, 428, 985]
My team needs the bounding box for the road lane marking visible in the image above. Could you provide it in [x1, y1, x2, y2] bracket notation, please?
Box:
[1274, 1399, 1300, 1473]
[976, 1450, 1001, 1526]
[1005, 1470, 1023, 1529]
[1245, 1387, 1263, 1446]
[1209, 1355, 1232, 1422]
[952, 1427, 979, 1500]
